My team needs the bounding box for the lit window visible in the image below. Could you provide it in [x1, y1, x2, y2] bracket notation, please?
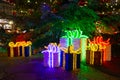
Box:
[3, 24, 12, 29]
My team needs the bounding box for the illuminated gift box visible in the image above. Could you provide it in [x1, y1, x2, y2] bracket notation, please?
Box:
[86, 50, 102, 66]
[98, 37, 110, 61]
[86, 50, 90, 64]
[42, 43, 61, 68]
[60, 38, 88, 63]
[93, 51, 102, 66]
[60, 30, 88, 64]
[79, 38, 88, 63]
[8, 42, 19, 57]
[8, 42, 15, 57]
[59, 37, 70, 67]
[87, 36, 110, 65]
[65, 53, 73, 71]
[86, 43, 102, 66]
[60, 30, 88, 70]
[8, 41, 32, 57]
[73, 38, 81, 50]
[73, 38, 88, 64]
[60, 38, 87, 70]
[13, 45, 19, 57]
[24, 41, 32, 57]
[60, 38, 68, 48]
[60, 45, 81, 71]
[104, 44, 111, 61]
[60, 50, 64, 67]
[42, 51, 60, 67]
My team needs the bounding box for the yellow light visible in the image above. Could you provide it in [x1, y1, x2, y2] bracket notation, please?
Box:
[8, 41, 32, 57]
[60, 45, 81, 70]
[89, 36, 110, 63]
[27, 41, 32, 45]
[90, 51, 94, 65]
[35, 1, 38, 4]
[9, 21, 13, 24]
[60, 45, 81, 54]
[90, 44, 98, 51]
[9, 42, 14, 47]
[102, 12, 105, 14]
[8, 42, 14, 57]
[16, 42, 21, 56]
[27, 0, 30, 3]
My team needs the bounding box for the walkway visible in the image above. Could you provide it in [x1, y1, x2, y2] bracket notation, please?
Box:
[0, 54, 120, 80]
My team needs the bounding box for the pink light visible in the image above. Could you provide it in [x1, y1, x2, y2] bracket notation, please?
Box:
[48, 51, 51, 67]
[52, 52, 53, 68]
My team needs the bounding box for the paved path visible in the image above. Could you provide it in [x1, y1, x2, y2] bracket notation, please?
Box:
[0, 54, 120, 80]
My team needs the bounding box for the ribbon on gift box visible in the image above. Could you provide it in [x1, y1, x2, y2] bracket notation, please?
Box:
[61, 29, 88, 46]
[8, 42, 14, 57]
[60, 45, 81, 70]
[89, 44, 99, 65]
[27, 41, 32, 56]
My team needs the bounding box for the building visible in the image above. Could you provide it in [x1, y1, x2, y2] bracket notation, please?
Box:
[0, 0, 14, 16]
[0, 18, 14, 33]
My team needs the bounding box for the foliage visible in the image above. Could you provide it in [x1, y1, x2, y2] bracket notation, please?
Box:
[101, 14, 120, 26]
[0, 28, 13, 47]
[58, 2, 99, 37]
[0, 47, 7, 53]
[32, 2, 100, 49]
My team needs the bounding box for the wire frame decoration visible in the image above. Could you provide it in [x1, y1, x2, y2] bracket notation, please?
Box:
[42, 43, 61, 68]
[8, 41, 32, 57]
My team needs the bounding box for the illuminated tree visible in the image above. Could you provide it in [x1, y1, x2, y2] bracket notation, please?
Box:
[32, 1, 100, 49]
[58, 2, 99, 37]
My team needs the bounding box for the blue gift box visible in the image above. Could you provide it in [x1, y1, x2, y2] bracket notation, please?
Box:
[20, 46, 22, 56]
[76, 54, 80, 68]
[60, 50, 64, 67]
[61, 52, 81, 71]
[25, 46, 30, 57]
[65, 53, 73, 71]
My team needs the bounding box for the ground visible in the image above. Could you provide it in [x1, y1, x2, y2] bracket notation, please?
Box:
[0, 53, 120, 80]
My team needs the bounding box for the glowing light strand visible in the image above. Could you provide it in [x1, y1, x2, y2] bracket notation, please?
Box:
[8, 41, 32, 57]
[88, 36, 110, 63]
[60, 45, 81, 70]
[62, 30, 88, 46]
[42, 43, 61, 68]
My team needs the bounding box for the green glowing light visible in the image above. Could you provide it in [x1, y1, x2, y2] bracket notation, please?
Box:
[62, 29, 88, 46]
[63, 29, 88, 38]
[81, 38, 87, 64]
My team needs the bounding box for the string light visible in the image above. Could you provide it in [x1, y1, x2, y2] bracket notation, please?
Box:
[60, 45, 81, 70]
[89, 36, 110, 63]
[62, 30, 88, 46]
[8, 41, 32, 57]
[42, 43, 61, 68]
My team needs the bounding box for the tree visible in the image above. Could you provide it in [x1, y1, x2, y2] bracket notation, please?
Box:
[32, 1, 100, 49]
[58, 2, 99, 37]
[0, 28, 13, 47]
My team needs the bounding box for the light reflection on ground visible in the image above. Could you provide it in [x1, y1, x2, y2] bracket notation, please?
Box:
[0, 54, 119, 80]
